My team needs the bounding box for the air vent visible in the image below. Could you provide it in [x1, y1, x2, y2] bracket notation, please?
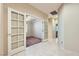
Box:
[50, 11, 57, 15]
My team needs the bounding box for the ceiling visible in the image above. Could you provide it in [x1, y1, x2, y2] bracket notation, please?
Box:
[29, 3, 61, 15]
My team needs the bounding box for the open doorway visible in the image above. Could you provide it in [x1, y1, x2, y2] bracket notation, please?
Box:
[26, 15, 44, 47]
[52, 15, 58, 43]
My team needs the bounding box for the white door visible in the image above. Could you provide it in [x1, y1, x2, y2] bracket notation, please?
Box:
[8, 8, 26, 55]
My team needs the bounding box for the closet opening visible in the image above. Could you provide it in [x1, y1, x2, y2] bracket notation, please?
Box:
[26, 15, 44, 47]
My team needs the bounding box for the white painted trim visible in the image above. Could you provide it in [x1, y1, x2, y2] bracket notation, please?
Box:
[24, 13, 27, 48]
[8, 8, 12, 53]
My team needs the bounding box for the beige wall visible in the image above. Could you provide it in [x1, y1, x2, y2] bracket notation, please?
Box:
[48, 18, 53, 41]
[58, 4, 79, 52]
[0, 3, 8, 56]
[0, 3, 3, 55]
[6, 3, 48, 20]
[1, 4, 8, 56]
[1, 3, 48, 55]
[27, 21, 34, 36]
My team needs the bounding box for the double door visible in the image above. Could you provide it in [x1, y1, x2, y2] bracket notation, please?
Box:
[8, 8, 26, 55]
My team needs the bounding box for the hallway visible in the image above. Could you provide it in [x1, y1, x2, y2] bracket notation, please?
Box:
[1, 3, 79, 56]
[14, 40, 79, 56]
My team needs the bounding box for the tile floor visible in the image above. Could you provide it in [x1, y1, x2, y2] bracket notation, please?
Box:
[14, 40, 79, 56]
[15, 41, 79, 56]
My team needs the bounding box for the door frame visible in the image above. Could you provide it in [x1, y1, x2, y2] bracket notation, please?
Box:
[25, 13, 45, 43]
